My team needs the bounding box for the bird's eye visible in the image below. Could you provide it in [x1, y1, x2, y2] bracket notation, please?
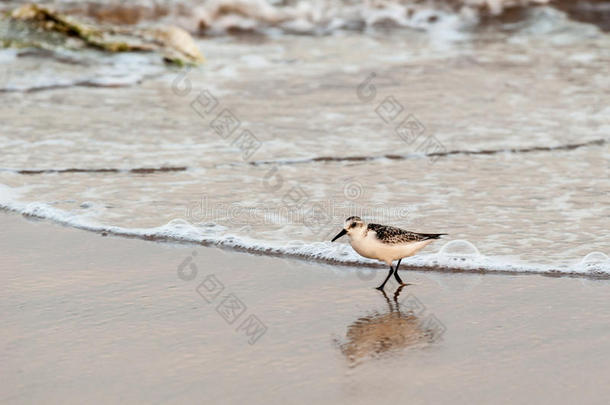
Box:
[350, 222, 357, 228]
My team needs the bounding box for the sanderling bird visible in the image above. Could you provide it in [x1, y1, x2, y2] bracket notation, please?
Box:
[331, 216, 446, 290]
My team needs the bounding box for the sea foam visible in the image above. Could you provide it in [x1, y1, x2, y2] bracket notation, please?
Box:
[1, 185, 608, 278]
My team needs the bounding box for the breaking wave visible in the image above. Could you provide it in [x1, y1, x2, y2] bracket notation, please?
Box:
[1, 0, 608, 36]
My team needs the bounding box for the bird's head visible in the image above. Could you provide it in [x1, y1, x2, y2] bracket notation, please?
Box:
[331, 216, 366, 242]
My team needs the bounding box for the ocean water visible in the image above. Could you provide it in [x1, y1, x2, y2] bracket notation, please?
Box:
[1, 1, 609, 276]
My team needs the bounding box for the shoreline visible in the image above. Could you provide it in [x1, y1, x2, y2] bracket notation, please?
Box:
[0, 208, 606, 280]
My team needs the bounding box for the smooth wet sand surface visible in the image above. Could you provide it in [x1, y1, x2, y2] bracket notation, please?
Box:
[2, 212, 610, 404]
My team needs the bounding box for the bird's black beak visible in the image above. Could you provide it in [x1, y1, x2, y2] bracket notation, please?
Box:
[331, 229, 347, 242]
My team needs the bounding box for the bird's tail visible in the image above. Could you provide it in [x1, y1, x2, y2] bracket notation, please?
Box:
[421, 233, 447, 240]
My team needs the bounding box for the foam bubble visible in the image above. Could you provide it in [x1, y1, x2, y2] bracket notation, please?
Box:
[438, 239, 481, 258]
[577, 252, 610, 274]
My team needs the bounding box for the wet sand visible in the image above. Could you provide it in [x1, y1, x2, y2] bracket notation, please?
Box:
[2, 212, 610, 404]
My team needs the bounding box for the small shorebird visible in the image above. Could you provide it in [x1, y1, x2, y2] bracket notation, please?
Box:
[331, 216, 446, 290]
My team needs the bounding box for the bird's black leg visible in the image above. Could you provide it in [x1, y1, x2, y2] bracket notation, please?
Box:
[376, 266, 394, 290]
[393, 259, 404, 284]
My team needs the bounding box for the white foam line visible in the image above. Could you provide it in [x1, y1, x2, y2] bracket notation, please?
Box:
[0, 185, 608, 277]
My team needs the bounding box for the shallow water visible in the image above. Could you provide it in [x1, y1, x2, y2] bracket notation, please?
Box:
[1, 5, 609, 275]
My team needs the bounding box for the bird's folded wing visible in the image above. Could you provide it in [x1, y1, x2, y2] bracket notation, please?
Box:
[367, 223, 444, 244]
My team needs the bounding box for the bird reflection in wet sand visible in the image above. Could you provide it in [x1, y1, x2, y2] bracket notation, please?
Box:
[336, 286, 442, 365]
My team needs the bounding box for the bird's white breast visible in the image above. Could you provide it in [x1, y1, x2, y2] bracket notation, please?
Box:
[349, 232, 433, 265]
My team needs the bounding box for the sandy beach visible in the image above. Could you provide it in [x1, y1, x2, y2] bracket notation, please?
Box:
[2, 212, 610, 404]
[2, 0, 609, 403]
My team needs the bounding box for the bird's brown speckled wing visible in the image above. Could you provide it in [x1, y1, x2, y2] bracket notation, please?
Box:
[367, 223, 446, 244]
